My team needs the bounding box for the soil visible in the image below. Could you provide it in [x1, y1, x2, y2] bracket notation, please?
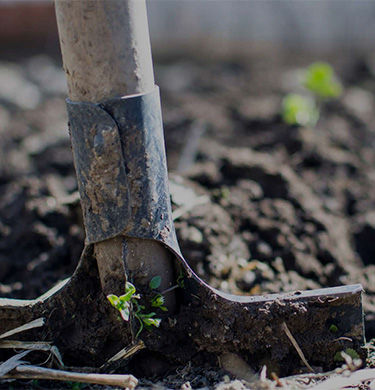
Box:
[2, 48, 375, 388]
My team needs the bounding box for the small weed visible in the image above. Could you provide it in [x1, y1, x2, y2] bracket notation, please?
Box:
[304, 62, 342, 99]
[282, 94, 318, 127]
[133, 309, 161, 338]
[107, 280, 163, 338]
[151, 294, 168, 311]
[107, 282, 138, 322]
[282, 61, 342, 127]
[149, 276, 167, 311]
[329, 324, 338, 333]
[177, 269, 185, 289]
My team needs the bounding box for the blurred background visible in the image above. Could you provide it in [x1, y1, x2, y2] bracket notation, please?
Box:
[1, 0, 375, 55]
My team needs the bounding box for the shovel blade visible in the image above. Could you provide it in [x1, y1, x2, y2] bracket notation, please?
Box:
[176, 280, 364, 373]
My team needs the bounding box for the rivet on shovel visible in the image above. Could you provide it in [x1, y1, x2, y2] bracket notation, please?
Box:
[0, 0, 364, 375]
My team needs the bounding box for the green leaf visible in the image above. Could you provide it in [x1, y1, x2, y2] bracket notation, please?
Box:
[118, 294, 131, 305]
[177, 271, 185, 288]
[116, 282, 136, 302]
[142, 317, 161, 328]
[152, 294, 168, 311]
[149, 276, 161, 290]
[119, 306, 130, 322]
[107, 294, 131, 321]
[107, 294, 120, 308]
[303, 62, 342, 99]
[125, 281, 136, 295]
[139, 312, 157, 319]
[329, 324, 338, 333]
[281, 93, 319, 127]
[151, 294, 165, 308]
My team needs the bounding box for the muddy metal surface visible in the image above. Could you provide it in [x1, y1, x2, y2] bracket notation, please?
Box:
[1, 49, 375, 387]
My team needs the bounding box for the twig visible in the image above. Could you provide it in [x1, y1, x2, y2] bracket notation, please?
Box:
[0, 351, 30, 377]
[271, 372, 283, 387]
[106, 340, 145, 363]
[333, 337, 352, 342]
[0, 341, 64, 367]
[0, 318, 45, 340]
[3, 365, 138, 389]
[282, 322, 314, 373]
[161, 284, 179, 295]
[0, 340, 51, 351]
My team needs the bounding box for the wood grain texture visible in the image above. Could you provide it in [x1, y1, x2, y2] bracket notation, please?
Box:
[55, 0, 154, 101]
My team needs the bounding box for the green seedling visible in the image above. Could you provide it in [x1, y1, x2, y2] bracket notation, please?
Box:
[134, 309, 161, 338]
[177, 269, 185, 289]
[303, 62, 342, 100]
[151, 293, 168, 311]
[107, 281, 161, 338]
[107, 281, 138, 321]
[149, 275, 168, 311]
[281, 61, 342, 127]
[329, 324, 338, 333]
[282, 94, 319, 127]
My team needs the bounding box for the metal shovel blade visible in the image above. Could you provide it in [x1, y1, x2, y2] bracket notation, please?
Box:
[0, 249, 364, 373]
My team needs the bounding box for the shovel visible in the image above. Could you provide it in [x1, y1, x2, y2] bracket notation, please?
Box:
[0, 0, 364, 376]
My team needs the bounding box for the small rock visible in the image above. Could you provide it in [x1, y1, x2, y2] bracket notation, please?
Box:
[343, 87, 374, 122]
[26, 55, 67, 95]
[0, 63, 41, 109]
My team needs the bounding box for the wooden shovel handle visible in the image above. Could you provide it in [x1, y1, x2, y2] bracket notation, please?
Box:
[55, 0, 154, 101]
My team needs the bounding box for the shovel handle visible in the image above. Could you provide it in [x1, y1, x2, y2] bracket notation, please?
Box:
[55, 0, 154, 101]
[55, 0, 176, 304]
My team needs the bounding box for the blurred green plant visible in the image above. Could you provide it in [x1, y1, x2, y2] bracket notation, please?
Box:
[329, 324, 338, 333]
[282, 61, 342, 127]
[304, 62, 342, 99]
[282, 94, 319, 127]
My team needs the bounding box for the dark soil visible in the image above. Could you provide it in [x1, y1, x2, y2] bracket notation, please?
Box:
[2, 48, 375, 388]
